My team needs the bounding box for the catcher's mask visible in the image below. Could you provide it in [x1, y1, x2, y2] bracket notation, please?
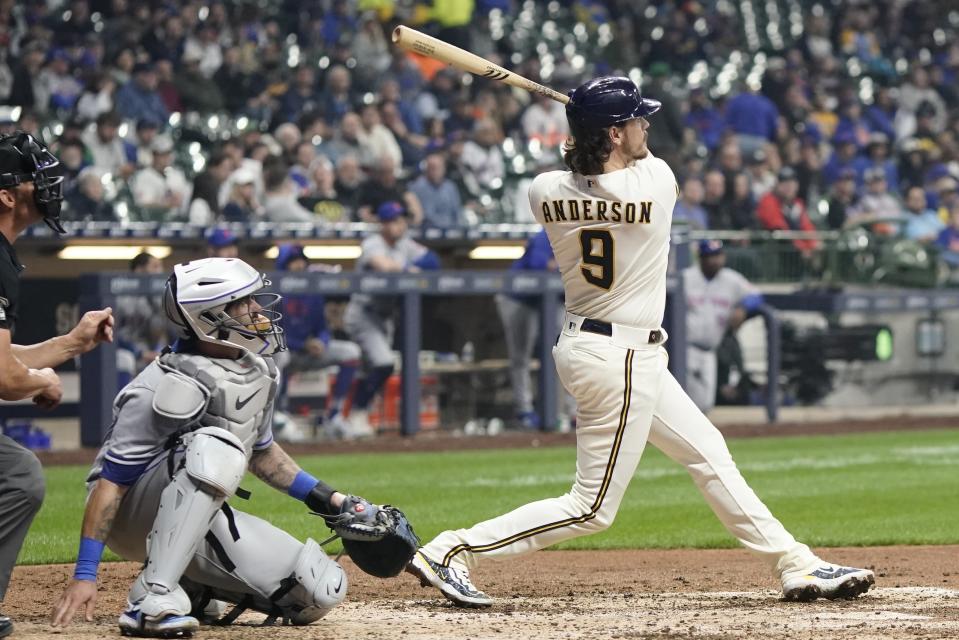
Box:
[164, 257, 287, 356]
[0, 132, 66, 234]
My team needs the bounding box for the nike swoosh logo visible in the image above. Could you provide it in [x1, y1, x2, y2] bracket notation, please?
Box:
[326, 573, 344, 597]
[235, 388, 262, 411]
[810, 567, 858, 580]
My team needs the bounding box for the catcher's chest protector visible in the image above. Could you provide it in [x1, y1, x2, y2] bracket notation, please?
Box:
[159, 352, 278, 454]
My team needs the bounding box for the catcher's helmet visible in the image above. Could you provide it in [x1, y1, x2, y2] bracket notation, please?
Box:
[0, 132, 66, 233]
[163, 257, 286, 355]
[566, 76, 661, 131]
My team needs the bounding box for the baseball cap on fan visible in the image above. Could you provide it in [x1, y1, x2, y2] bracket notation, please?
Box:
[206, 227, 237, 248]
[698, 239, 724, 256]
[377, 201, 406, 221]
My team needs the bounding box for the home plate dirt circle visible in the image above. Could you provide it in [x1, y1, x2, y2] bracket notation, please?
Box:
[9, 546, 958, 639]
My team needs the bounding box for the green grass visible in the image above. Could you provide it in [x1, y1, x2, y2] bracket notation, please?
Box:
[19, 428, 959, 565]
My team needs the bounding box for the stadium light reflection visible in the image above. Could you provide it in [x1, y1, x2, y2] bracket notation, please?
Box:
[58, 246, 172, 260]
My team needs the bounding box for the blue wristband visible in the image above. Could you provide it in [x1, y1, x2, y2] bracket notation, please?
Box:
[288, 470, 319, 501]
[73, 536, 105, 582]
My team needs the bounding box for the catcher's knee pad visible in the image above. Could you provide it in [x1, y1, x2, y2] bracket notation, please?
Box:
[281, 538, 348, 624]
[185, 427, 247, 497]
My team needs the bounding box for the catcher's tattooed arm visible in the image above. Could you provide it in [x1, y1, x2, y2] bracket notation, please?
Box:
[250, 442, 345, 509]
[51, 478, 129, 627]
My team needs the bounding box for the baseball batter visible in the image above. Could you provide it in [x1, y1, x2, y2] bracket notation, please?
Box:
[51, 258, 394, 637]
[684, 239, 763, 413]
[409, 77, 874, 606]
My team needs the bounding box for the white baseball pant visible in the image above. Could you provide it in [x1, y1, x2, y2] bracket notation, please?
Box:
[421, 312, 818, 579]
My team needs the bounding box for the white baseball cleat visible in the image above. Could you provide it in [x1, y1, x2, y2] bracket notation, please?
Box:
[346, 409, 375, 439]
[118, 607, 199, 638]
[781, 563, 876, 601]
[408, 550, 493, 608]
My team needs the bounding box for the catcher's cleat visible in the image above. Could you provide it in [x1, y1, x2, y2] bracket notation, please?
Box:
[118, 607, 199, 638]
[407, 550, 493, 608]
[781, 563, 875, 602]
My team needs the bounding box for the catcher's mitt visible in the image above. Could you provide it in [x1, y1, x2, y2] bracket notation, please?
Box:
[322, 495, 420, 578]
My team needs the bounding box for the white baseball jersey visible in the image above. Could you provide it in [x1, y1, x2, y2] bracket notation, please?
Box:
[528, 157, 678, 327]
[683, 266, 758, 351]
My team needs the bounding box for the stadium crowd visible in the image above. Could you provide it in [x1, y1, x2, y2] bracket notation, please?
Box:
[0, 0, 958, 251]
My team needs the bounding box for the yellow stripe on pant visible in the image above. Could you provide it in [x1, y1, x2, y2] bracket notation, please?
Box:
[441, 349, 634, 567]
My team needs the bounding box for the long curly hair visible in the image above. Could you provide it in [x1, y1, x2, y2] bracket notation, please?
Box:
[563, 124, 613, 176]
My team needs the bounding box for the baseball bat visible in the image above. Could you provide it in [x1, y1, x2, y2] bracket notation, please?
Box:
[391, 25, 570, 104]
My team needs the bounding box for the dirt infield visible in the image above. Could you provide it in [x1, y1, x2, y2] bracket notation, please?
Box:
[8, 545, 958, 639]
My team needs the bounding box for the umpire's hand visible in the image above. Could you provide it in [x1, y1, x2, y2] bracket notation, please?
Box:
[33, 368, 62, 410]
[51, 578, 98, 628]
[68, 308, 115, 354]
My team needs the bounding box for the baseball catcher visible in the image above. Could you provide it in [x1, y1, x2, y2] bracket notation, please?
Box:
[51, 257, 417, 637]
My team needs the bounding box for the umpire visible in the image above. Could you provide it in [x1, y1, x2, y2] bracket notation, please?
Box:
[0, 132, 114, 637]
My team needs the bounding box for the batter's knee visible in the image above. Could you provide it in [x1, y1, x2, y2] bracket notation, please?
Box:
[284, 538, 348, 624]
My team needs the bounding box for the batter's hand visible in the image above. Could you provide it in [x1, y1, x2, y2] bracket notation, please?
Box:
[51, 578, 98, 627]
[69, 308, 115, 354]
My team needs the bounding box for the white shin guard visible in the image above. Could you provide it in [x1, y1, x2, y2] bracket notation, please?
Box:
[133, 428, 247, 617]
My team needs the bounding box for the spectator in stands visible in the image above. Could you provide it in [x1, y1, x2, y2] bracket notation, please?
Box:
[409, 152, 464, 229]
[205, 227, 239, 259]
[182, 22, 223, 79]
[724, 82, 780, 155]
[903, 185, 944, 243]
[359, 102, 403, 170]
[222, 168, 260, 222]
[935, 201, 959, 268]
[9, 41, 48, 114]
[460, 117, 505, 192]
[75, 71, 116, 122]
[187, 151, 232, 225]
[934, 176, 959, 221]
[745, 149, 776, 202]
[686, 86, 724, 152]
[115, 62, 169, 126]
[127, 118, 159, 168]
[81, 111, 132, 177]
[273, 244, 366, 439]
[64, 167, 115, 222]
[521, 93, 568, 148]
[214, 46, 251, 113]
[56, 140, 87, 195]
[176, 48, 224, 113]
[824, 167, 859, 230]
[344, 201, 440, 437]
[130, 135, 190, 221]
[672, 175, 710, 229]
[352, 14, 391, 90]
[153, 59, 184, 115]
[115, 252, 167, 388]
[861, 132, 899, 193]
[334, 154, 366, 218]
[40, 49, 83, 114]
[356, 155, 423, 224]
[288, 140, 317, 197]
[321, 65, 355, 124]
[261, 155, 315, 223]
[299, 157, 348, 223]
[280, 65, 321, 123]
[643, 62, 686, 169]
[855, 166, 902, 220]
[757, 167, 818, 255]
[321, 112, 372, 167]
[896, 67, 948, 140]
[822, 130, 861, 187]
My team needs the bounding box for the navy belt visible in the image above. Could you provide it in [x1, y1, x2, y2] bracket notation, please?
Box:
[580, 318, 663, 344]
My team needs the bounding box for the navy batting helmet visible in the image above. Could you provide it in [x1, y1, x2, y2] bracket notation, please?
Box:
[0, 132, 65, 233]
[566, 77, 662, 130]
